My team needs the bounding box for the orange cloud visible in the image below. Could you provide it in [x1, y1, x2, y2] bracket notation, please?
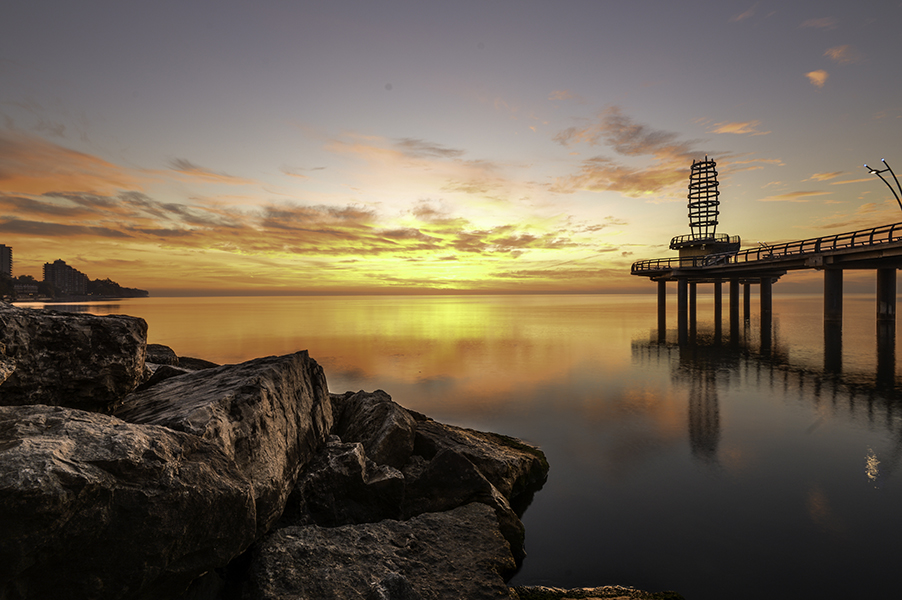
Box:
[825, 45, 862, 65]
[758, 190, 830, 202]
[0, 130, 147, 195]
[708, 120, 770, 135]
[806, 70, 829, 88]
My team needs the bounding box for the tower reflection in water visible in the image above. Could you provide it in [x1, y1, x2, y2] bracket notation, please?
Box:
[632, 323, 902, 474]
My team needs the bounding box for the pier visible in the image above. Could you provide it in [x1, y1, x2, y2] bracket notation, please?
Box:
[630, 158, 902, 372]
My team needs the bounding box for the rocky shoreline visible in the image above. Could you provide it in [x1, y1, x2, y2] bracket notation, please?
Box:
[0, 302, 682, 599]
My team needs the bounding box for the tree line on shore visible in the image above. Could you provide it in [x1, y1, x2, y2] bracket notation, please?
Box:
[0, 273, 149, 301]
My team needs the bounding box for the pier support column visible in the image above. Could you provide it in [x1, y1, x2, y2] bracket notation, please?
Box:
[714, 279, 723, 343]
[689, 282, 697, 340]
[760, 277, 773, 353]
[876, 268, 896, 385]
[743, 282, 751, 323]
[678, 278, 688, 345]
[657, 280, 666, 342]
[729, 279, 740, 344]
[824, 269, 843, 373]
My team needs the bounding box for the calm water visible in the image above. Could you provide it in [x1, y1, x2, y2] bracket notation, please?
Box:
[20, 294, 902, 599]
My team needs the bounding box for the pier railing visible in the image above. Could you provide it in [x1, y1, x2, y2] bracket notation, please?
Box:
[632, 221, 902, 274]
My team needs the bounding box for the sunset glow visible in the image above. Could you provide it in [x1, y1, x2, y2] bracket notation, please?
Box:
[2, 1, 900, 294]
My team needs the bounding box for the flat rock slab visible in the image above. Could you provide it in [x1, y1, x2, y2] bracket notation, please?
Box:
[513, 587, 685, 600]
[0, 405, 256, 600]
[0, 303, 147, 412]
[115, 351, 333, 535]
[247, 503, 518, 600]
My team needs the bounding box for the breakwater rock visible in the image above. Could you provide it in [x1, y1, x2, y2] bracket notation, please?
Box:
[0, 303, 550, 600]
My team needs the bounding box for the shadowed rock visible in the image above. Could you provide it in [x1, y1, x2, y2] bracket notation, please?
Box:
[0, 303, 147, 412]
[332, 390, 418, 469]
[115, 351, 333, 536]
[245, 503, 517, 600]
[280, 437, 404, 527]
[0, 405, 256, 600]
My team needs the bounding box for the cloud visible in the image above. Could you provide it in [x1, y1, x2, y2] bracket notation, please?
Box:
[806, 172, 843, 182]
[168, 158, 255, 185]
[758, 190, 831, 202]
[0, 130, 147, 195]
[708, 120, 770, 135]
[806, 70, 829, 88]
[801, 17, 839, 30]
[548, 90, 585, 103]
[551, 107, 707, 197]
[394, 138, 465, 159]
[731, 4, 757, 22]
[824, 45, 862, 65]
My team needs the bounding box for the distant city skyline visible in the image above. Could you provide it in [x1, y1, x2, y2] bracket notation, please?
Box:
[1, 1, 901, 295]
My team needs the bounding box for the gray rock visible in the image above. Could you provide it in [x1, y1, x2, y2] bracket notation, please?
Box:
[0, 404, 256, 600]
[245, 503, 518, 600]
[402, 448, 526, 563]
[147, 343, 179, 366]
[115, 351, 332, 535]
[0, 303, 147, 412]
[332, 390, 417, 468]
[280, 437, 404, 527]
[412, 416, 548, 501]
[368, 572, 425, 600]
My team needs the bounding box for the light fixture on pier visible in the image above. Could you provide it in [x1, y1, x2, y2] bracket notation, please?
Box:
[864, 159, 902, 211]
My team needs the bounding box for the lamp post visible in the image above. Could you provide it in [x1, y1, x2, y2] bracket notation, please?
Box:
[865, 159, 902, 211]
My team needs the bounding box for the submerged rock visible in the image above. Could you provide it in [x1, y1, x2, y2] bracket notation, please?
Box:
[0, 303, 147, 412]
[246, 503, 518, 600]
[0, 404, 256, 600]
[115, 351, 333, 535]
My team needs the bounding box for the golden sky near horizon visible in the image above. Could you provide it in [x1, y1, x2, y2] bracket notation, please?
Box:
[1, 1, 900, 294]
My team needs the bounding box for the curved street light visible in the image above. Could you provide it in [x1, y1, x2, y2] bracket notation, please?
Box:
[865, 158, 902, 211]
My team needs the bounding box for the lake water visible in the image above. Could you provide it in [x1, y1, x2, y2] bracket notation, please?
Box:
[19, 293, 902, 599]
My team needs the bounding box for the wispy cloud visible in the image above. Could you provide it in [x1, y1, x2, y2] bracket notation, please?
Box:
[758, 190, 830, 202]
[551, 107, 707, 197]
[708, 120, 770, 135]
[548, 90, 585, 103]
[168, 158, 256, 185]
[806, 70, 829, 88]
[731, 4, 757, 22]
[824, 45, 863, 65]
[801, 17, 839, 31]
[0, 130, 147, 195]
[394, 138, 466, 159]
[806, 172, 843, 182]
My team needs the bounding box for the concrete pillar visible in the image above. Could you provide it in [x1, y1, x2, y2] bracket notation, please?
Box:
[714, 279, 722, 342]
[760, 277, 773, 352]
[657, 280, 666, 342]
[678, 278, 688, 345]
[824, 269, 843, 324]
[824, 269, 843, 372]
[876, 268, 896, 385]
[729, 279, 740, 344]
[877, 268, 896, 323]
[743, 282, 751, 322]
[689, 282, 697, 338]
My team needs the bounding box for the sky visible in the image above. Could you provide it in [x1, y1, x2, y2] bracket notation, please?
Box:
[1, 0, 901, 295]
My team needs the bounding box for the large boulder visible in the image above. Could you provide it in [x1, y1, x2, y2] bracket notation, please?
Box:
[115, 351, 333, 535]
[412, 416, 549, 501]
[331, 390, 418, 469]
[0, 404, 257, 600]
[280, 436, 404, 527]
[0, 303, 147, 412]
[245, 502, 518, 600]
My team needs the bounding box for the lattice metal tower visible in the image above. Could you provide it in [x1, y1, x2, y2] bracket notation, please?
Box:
[687, 157, 720, 241]
[670, 157, 739, 256]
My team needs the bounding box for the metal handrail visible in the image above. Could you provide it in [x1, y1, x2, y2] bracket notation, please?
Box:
[632, 221, 902, 273]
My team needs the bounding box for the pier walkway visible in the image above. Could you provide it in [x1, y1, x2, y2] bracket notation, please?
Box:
[630, 221, 902, 368]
